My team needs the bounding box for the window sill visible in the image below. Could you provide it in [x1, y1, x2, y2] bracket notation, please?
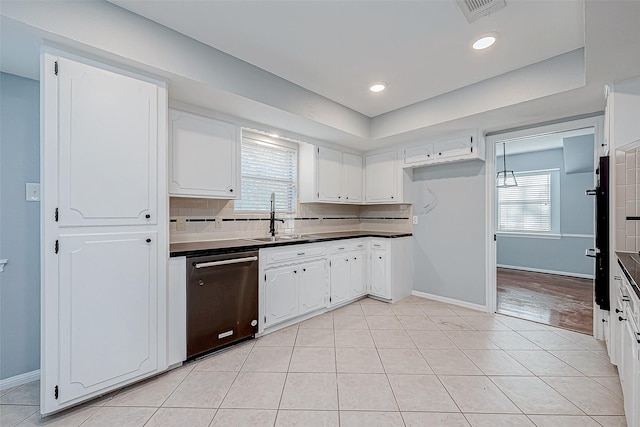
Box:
[497, 232, 561, 240]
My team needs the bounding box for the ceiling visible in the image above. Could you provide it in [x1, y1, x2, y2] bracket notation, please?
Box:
[110, 0, 584, 118]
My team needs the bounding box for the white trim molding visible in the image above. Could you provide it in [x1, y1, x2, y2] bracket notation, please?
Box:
[0, 370, 40, 391]
[496, 232, 593, 239]
[497, 264, 594, 279]
[411, 290, 488, 313]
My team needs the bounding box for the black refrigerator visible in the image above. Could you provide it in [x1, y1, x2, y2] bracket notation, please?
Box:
[587, 155, 610, 311]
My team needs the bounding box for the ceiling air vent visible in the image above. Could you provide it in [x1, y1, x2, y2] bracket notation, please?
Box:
[457, 0, 506, 23]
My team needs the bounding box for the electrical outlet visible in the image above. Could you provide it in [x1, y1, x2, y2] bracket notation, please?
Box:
[176, 217, 187, 231]
[412, 216, 418, 225]
[26, 183, 40, 202]
[215, 216, 223, 228]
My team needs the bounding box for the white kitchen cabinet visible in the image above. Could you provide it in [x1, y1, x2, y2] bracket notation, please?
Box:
[41, 50, 167, 415]
[610, 271, 625, 365]
[299, 144, 363, 204]
[56, 232, 160, 405]
[350, 249, 367, 297]
[365, 151, 398, 203]
[343, 153, 364, 202]
[402, 136, 484, 168]
[264, 265, 299, 326]
[57, 56, 158, 227]
[369, 248, 388, 298]
[169, 109, 239, 199]
[298, 260, 327, 315]
[330, 255, 351, 306]
[368, 238, 413, 302]
[620, 315, 639, 427]
[609, 77, 640, 150]
[317, 146, 343, 202]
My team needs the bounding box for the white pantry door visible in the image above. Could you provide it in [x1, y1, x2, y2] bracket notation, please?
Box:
[57, 57, 158, 227]
[41, 51, 167, 415]
[56, 232, 159, 405]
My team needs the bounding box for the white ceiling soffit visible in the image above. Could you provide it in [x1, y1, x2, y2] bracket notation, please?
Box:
[110, 0, 584, 118]
[498, 127, 594, 156]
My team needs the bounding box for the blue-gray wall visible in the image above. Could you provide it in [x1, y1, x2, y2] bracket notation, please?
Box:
[0, 72, 40, 380]
[496, 145, 595, 276]
[412, 161, 487, 306]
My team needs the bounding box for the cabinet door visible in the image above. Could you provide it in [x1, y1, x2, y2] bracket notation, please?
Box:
[433, 136, 473, 160]
[370, 249, 388, 298]
[330, 255, 351, 306]
[265, 266, 298, 326]
[365, 151, 398, 202]
[350, 250, 367, 297]
[620, 318, 639, 426]
[343, 153, 363, 202]
[169, 110, 238, 198]
[57, 58, 158, 227]
[54, 232, 159, 408]
[317, 147, 344, 202]
[404, 145, 434, 165]
[299, 260, 326, 315]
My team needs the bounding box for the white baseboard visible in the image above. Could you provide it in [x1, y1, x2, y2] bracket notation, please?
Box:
[411, 290, 488, 313]
[497, 264, 594, 280]
[0, 370, 39, 391]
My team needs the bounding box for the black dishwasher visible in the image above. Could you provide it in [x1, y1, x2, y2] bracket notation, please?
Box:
[186, 251, 259, 359]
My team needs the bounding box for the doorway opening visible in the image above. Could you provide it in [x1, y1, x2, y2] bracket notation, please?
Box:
[494, 127, 596, 334]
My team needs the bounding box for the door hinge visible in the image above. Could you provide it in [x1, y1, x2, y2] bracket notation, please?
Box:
[264, 274, 266, 281]
[54, 385, 58, 400]
[329, 261, 331, 267]
[54, 240, 59, 254]
[493, 234, 496, 241]
[54, 61, 58, 75]
[54, 208, 59, 222]
[329, 296, 332, 302]
[264, 316, 266, 323]
[317, 147, 320, 154]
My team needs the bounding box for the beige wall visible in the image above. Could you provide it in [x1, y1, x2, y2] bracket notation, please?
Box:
[169, 197, 412, 243]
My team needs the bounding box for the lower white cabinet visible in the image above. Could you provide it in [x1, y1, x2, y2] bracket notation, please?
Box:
[330, 255, 351, 306]
[368, 238, 413, 302]
[350, 250, 367, 298]
[369, 247, 388, 298]
[330, 242, 367, 306]
[263, 258, 327, 328]
[620, 316, 639, 427]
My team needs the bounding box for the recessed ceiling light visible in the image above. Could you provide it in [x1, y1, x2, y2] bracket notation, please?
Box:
[472, 35, 497, 50]
[369, 83, 387, 93]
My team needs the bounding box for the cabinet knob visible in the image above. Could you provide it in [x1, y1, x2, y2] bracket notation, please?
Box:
[146, 238, 151, 243]
[338, 196, 341, 199]
[379, 256, 382, 260]
[346, 196, 349, 199]
[438, 152, 442, 155]
[616, 308, 623, 313]
[391, 196, 394, 199]
[303, 268, 306, 272]
[354, 257, 357, 260]
[619, 316, 627, 322]
[229, 188, 234, 193]
[145, 214, 151, 219]
[346, 259, 349, 262]
[294, 270, 297, 274]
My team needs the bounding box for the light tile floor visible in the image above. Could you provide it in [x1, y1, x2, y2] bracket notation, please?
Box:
[0, 296, 628, 427]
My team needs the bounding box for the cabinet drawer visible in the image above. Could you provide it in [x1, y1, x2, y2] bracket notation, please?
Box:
[370, 240, 389, 250]
[263, 245, 327, 266]
[331, 240, 367, 254]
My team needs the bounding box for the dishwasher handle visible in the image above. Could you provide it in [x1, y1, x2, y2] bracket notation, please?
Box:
[194, 256, 258, 269]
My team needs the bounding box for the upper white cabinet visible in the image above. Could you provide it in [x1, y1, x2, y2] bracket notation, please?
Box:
[57, 58, 158, 227]
[402, 136, 484, 168]
[608, 77, 640, 150]
[364, 150, 411, 203]
[299, 144, 363, 203]
[169, 109, 240, 199]
[41, 51, 167, 415]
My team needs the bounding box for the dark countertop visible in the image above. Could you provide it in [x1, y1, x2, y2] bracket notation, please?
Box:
[615, 252, 640, 300]
[170, 231, 412, 257]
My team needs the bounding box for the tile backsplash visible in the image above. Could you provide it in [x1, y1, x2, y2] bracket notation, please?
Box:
[616, 148, 640, 252]
[169, 197, 413, 243]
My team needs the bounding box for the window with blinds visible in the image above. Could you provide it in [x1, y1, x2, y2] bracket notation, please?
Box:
[497, 171, 552, 232]
[235, 135, 297, 212]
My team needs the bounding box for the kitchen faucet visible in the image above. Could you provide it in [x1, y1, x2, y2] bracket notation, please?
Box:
[269, 192, 276, 240]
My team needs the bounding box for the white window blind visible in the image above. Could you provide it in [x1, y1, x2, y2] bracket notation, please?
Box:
[497, 172, 551, 232]
[235, 136, 297, 212]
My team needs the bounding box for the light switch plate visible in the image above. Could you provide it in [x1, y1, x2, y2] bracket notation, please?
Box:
[412, 216, 418, 225]
[176, 217, 187, 231]
[26, 183, 40, 201]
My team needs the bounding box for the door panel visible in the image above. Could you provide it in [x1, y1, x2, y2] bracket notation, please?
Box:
[58, 58, 158, 226]
[350, 251, 367, 297]
[318, 147, 343, 202]
[365, 151, 397, 202]
[370, 249, 387, 297]
[299, 260, 326, 314]
[330, 256, 350, 306]
[57, 232, 158, 404]
[343, 153, 363, 202]
[265, 266, 298, 326]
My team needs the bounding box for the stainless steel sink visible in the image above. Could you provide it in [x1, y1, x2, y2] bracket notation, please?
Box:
[248, 235, 308, 243]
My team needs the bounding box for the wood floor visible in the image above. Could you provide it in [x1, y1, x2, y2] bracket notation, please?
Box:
[496, 268, 594, 335]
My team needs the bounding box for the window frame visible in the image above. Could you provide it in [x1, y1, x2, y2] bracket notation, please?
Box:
[496, 169, 559, 234]
[234, 131, 298, 214]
